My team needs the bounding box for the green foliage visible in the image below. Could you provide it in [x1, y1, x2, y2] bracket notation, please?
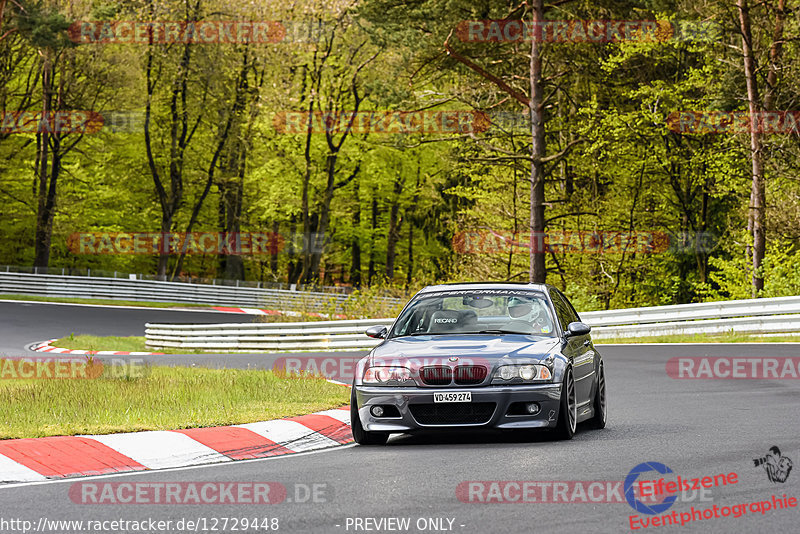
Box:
[11, 0, 74, 50]
[1, 0, 799, 309]
[0, 363, 349, 439]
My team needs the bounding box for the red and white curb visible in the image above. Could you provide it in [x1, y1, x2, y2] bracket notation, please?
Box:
[0, 407, 351, 484]
[30, 339, 164, 356]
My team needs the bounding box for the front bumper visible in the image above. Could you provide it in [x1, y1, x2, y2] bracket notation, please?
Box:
[354, 383, 562, 432]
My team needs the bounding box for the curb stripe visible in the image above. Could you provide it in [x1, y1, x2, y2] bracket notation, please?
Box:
[174, 427, 294, 460]
[0, 437, 145, 478]
[0, 406, 352, 484]
[313, 407, 351, 424]
[236, 420, 340, 453]
[30, 339, 164, 356]
[0, 454, 48, 482]
[210, 307, 346, 319]
[88, 431, 231, 470]
[287, 414, 352, 444]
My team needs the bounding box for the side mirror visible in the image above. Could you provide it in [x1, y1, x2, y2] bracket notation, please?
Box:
[565, 321, 591, 338]
[365, 325, 388, 339]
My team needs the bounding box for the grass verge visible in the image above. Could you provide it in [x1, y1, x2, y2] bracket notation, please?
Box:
[54, 331, 800, 355]
[0, 363, 349, 439]
[52, 334, 197, 354]
[595, 333, 800, 344]
[0, 294, 210, 309]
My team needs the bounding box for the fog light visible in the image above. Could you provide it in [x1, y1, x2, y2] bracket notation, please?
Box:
[370, 406, 385, 417]
[526, 402, 540, 415]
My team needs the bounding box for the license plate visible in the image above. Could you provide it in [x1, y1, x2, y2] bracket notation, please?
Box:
[433, 392, 472, 403]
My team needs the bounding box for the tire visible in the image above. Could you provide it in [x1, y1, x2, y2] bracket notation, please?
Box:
[553, 367, 577, 440]
[587, 362, 607, 429]
[350, 386, 389, 445]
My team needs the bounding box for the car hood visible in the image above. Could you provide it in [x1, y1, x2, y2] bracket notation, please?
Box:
[370, 335, 560, 368]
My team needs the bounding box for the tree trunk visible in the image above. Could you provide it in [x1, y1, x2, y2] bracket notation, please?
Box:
[33, 50, 55, 268]
[406, 220, 413, 288]
[305, 153, 338, 283]
[350, 180, 362, 288]
[528, 0, 546, 283]
[368, 197, 378, 285]
[217, 145, 245, 280]
[270, 221, 280, 278]
[144, 4, 197, 280]
[385, 174, 405, 281]
[287, 216, 301, 284]
[737, 0, 784, 297]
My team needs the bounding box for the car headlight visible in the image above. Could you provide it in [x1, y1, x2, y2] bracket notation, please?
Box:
[363, 366, 414, 386]
[492, 364, 552, 384]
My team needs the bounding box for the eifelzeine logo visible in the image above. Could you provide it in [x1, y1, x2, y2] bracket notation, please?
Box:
[753, 446, 793, 483]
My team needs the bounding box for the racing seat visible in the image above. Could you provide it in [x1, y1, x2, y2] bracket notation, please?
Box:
[428, 310, 463, 333]
[460, 310, 478, 328]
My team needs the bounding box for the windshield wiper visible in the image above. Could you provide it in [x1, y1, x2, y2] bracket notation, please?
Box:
[398, 331, 452, 337]
[472, 329, 531, 335]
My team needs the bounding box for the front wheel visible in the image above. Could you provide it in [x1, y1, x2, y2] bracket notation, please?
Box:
[552, 367, 576, 440]
[350, 387, 389, 445]
[587, 362, 607, 429]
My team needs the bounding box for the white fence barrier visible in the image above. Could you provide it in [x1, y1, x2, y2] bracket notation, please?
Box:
[145, 295, 800, 352]
[0, 271, 399, 313]
[146, 319, 393, 352]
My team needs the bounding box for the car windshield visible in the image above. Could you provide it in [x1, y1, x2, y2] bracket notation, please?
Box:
[389, 290, 556, 338]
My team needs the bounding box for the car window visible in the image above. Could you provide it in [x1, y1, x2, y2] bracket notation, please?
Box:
[549, 289, 573, 332]
[554, 289, 581, 324]
[390, 290, 556, 338]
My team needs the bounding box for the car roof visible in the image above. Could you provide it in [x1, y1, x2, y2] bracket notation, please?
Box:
[417, 282, 552, 294]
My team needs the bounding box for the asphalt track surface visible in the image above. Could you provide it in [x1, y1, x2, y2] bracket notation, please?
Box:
[1, 301, 799, 533]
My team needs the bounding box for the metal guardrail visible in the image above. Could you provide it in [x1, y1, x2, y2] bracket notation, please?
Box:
[0, 272, 400, 313]
[146, 319, 394, 352]
[589, 314, 800, 339]
[0, 265, 350, 293]
[580, 295, 800, 327]
[144, 295, 800, 352]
